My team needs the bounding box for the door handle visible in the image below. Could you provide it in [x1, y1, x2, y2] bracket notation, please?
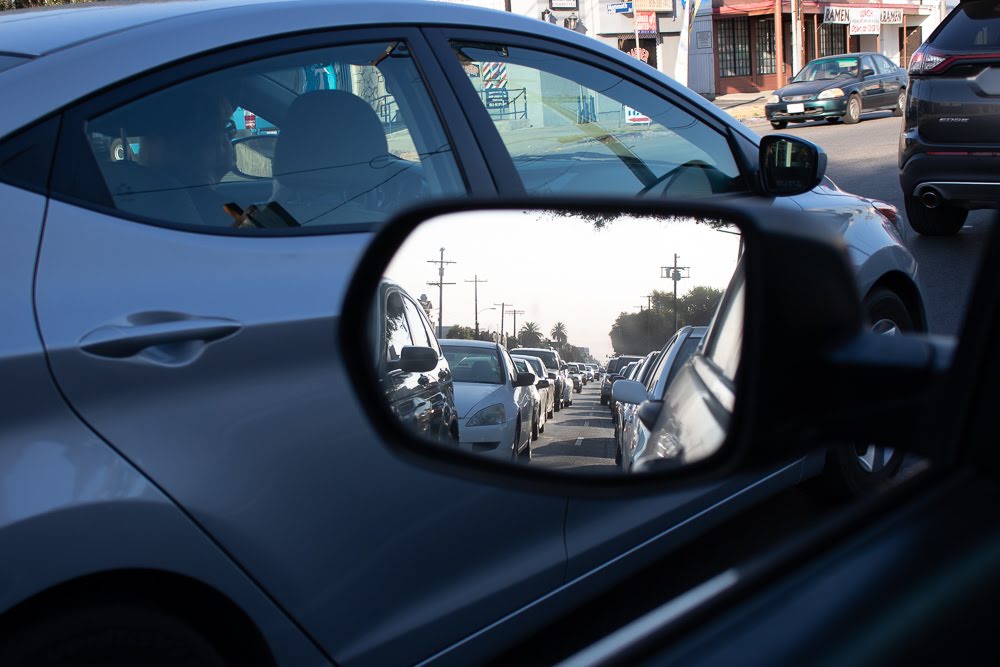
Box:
[81, 315, 242, 358]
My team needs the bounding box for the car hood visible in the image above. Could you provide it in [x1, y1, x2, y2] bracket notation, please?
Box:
[453, 383, 506, 419]
[777, 79, 856, 98]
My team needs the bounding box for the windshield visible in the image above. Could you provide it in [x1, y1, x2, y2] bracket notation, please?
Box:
[792, 57, 860, 82]
[443, 347, 503, 384]
[513, 348, 557, 369]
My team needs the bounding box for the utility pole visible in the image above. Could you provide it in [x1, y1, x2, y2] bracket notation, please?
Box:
[465, 275, 488, 337]
[660, 254, 691, 335]
[506, 308, 525, 344]
[641, 294, 653, 352]
[774, 0, 785, 86]
[427, 248, 455, 339]
[494, 302, 507, 345]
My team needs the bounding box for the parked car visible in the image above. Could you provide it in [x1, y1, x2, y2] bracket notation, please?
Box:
[613, 352, 660, 459]
[613, 327, 707, 470]
[512, 355, 552, 438]
[900, 0, 1000, 236]
[601, 355, 643, 405]
[765, 52, 908, 129]
[377, 280, 458, 444]
[611, 360, 642, 442]
[0, 0, 927, 663]
[510, 346, 566, 412]
[440, 339, 535, 459]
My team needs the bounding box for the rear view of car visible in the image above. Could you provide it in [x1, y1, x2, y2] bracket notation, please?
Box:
[900, 0, 1000, 235]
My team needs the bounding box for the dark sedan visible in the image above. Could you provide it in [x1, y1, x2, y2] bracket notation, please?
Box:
[765, 52, 908, 128]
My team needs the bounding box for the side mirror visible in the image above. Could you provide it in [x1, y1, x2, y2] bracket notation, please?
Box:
[537, 379, 550, 389]
[514, 372, 536, 388]
[612, 379, 649, 405]
[862, 68, 876, 78]
[231, 135, 276, 179]
[393, 346, 438, 374]
[759, 135, 828, 197]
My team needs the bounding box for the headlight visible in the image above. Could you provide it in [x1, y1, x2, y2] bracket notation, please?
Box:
[767, 94, 780, 104]
[466, 403, 506, 427]
[818, 88, 845, 100]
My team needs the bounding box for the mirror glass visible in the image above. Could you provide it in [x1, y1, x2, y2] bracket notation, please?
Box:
[762, 138, 817, 195]
[232, 135, 276, 179]
[372, 208, 744, 475]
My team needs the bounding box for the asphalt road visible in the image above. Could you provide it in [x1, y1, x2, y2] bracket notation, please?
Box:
[759, 111, 993, 336]
[531, 381, 616, 471]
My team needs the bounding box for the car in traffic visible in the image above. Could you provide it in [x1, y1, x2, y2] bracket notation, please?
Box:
[440, 339, 536, 460]
[0, 0, 929, 663]
[510, 346, 567, 411]
[900, 0, 1000, 236]
[613, 352, 659, 457]
[512, 355, 551, 439]
[612, 326, 707, 470]
[565, 363, 584, 392]
[601, 354, 643, 405]
[765, 52, 908, 129]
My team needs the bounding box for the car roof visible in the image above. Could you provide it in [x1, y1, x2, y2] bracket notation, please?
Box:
[440, 338, 498, 349]
[813, 52, 879, 60]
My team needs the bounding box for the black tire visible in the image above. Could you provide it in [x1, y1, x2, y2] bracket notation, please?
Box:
[815, 288, 912, 498]
[905, 195, 968, 236]
[0, 603, 227, 667]
[893, 88, 905, 117]
[600, 396, 608, 406]
[843, 95, 861, 125]
[531, 411, 539, 441]
[770, 120, 788, 130]
[547, 406, 554, 420]
[615, 441, 622, 466]
[825, 117, 840, 124]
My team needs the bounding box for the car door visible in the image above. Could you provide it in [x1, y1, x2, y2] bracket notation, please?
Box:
[860, 55, 884, 109]
[875, 54, 906, 108]
[425, 27, 807, 585]
[32, 29, 568, 666]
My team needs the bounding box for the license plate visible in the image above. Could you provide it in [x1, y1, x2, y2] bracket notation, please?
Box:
[787, 103, 805, 114]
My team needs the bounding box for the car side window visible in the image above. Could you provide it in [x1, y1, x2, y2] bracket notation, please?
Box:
[77, 40, 464, 232]
[385, 291, 413, 362]
[501, 349, 518, 384]
[403, 296, 433, 349]
[703, 269, 744, 381]
[450, 41, 745, 199]
[861, 55, 877, 76]
[874, 55, 895, 74]
[644, 336, 676, 392]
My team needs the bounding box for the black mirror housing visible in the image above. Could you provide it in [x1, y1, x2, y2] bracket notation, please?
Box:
[395, 346, 439, 373]
[537, 379, 550, 389]
[759, 135, 828, 196]
[514, 372, 535, 388]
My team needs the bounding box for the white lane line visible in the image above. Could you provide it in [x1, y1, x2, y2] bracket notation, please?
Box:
[584, 421, 589, 428]
[574, 437, 583, 446]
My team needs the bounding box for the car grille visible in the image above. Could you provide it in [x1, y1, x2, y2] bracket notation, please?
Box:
[782, 94, 814, 102]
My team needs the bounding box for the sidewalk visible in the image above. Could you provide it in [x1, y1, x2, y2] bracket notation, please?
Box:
[708, 90, 774, 126]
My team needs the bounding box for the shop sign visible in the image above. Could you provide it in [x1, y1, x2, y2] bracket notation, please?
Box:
[607, 1, 632, 13]
[633, 0, 672, 10]
[880, 9, 903, 24]
[696, 30, 712, 49]
[823, 7, 849, 24]
[849, 7, 880, 35]
[625, 107, 651, 124]
[550, 0, 578, 9]
[635, 10, 657, 32]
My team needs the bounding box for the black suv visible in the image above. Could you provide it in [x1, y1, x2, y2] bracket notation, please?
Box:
[900, 0, 1000, 235]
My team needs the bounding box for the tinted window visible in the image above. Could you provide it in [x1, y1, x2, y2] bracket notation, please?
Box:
[512, 348, 557, 369]
[452, 42, 745, 199]
[77, 41, 463, 231]
[444, 346, 502, 384]
[704, 269, 744, 381]
[403, 296, 433, 349]
[861, 55, 877, 75]
[792, 57, 859, 82]
[874, 55, 898, 74]
[933, 2, 1000, 51]
[665, 336, 703, 387]
[385, 292, 413, 362]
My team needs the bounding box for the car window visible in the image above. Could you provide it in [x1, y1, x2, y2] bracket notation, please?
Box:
[792, 57, 859, 82]
[385, 291, 413, 362]
[874, 55, 897, 74]
[644, 334, 678, 392]
[932, 1, 1000, 51]
[443, 346, 502, 384]
[403, 295, 434, 349]
[703, 268, 744, 381]
[513, 358, 529, 374]
[861, 55, 877, 75]
[450, 41, 745, 199]
[79, 40, 464, 232]
[501, 348, 519, 383]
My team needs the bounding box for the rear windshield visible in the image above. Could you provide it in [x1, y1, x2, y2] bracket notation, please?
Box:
[512, 348, 557, 369]
[933, 1, 1000, 51]
[443, 346, 503, 384]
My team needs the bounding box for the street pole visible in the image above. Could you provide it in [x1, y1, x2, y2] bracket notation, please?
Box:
[426, 248, 456, 339]
[494, 302, 506, 344]
[465, 275, 488, 337]
[774, 0, 785, 86]
[661, 254, 691, 335]
[506, 308, 525, 344]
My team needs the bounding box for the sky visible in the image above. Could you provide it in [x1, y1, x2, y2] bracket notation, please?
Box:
[385, 208, 742, 360]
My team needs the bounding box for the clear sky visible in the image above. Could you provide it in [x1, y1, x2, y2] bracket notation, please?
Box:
[385, 208, 742, 360]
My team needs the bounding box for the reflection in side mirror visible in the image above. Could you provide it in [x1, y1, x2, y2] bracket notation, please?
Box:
[759, 135, 827, 196]
[363, 206, 744, 476]
[394, 345, 439, 373]
[232, 135, 276, 179]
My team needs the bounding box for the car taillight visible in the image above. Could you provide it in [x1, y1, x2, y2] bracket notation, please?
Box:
[909, 46, 949, 74]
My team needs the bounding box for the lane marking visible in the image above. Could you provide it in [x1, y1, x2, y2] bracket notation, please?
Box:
[574, 437, 583, 446]
[584, 421, 589, 428]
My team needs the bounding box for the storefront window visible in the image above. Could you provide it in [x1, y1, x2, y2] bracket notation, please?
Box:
[717, 17, 751, 77]
[819, 23, 847, 57]
[755, 18, 776, 75]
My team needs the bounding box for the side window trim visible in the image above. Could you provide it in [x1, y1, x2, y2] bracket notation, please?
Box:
[51, 26, 483, 237]
[423, 27, 750, 195]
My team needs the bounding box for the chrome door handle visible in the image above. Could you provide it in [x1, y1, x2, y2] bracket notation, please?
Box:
[81, 315, 241, 358]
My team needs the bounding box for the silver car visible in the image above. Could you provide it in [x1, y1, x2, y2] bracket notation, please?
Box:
[0, 0, 921, 663]
[513, 354, 555, 425]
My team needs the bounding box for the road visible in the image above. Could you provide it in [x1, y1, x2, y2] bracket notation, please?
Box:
[531, 381, 616, 471]
[759, 112, 992, 335]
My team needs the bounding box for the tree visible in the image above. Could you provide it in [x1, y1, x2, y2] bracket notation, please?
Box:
[550, 322, 568, 345]
[518, 322, 543, 347]
[682, 286, 725, 326]
[445, 325, 475, 340]
[608, 285, 724, 355]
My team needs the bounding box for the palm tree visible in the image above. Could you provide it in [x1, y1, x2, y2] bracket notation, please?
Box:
[518, 322, 543, 347]
[550, 322, 568, 345]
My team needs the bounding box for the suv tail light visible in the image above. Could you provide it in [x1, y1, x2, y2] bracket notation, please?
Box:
[910, 45, 1000, 75]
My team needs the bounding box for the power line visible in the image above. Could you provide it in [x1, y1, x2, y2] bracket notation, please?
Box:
[427, 248, 456, 338]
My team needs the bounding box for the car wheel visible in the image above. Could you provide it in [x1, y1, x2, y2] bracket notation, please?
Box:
[555, 394, 561, 412]
[532, 411, 539, 441]
[770, 121, 788, 130]
[893, 88, 905, 117]
[615, 441, 622, 466]
[0, 603, 227, 667]
[817, 288, 912, 498]
[843, 95, 861, 125]
[905, 195, 968, 236]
